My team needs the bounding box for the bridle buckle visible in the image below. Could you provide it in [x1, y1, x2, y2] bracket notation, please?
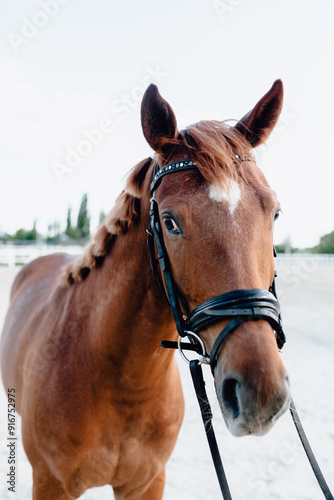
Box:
[177, 331, 210, 365]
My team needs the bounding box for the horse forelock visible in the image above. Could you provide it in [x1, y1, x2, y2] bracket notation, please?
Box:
[179, 120, 253, 187]
[61, 121, 252, 287]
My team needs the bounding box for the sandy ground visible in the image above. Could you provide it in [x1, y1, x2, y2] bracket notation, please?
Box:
[0, 258, 333, 499]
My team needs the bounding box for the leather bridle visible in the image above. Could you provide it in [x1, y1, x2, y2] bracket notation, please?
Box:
[147, 158, 286, 370]
[146, 158, 333, 500]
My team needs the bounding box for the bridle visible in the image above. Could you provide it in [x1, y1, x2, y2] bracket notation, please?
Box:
[146, 158, 333, 500]
[147, 158, 285, 370]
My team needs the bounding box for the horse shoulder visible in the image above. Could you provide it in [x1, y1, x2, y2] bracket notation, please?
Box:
[1, 253, 76, 407]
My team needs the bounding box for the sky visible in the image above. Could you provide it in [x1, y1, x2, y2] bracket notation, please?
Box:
[0, 0, 333, 248]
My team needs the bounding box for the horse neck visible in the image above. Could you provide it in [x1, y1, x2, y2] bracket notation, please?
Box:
[87, 216, 177, 384]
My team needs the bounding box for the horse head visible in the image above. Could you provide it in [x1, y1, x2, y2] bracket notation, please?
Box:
[140, 81, 290, 437]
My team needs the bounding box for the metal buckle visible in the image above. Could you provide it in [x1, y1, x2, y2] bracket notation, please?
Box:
[178, 331, 210, 365]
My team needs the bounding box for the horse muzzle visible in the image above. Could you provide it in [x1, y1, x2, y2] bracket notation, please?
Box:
[183, 289, 291, 436]
[216, 364, 290, 437]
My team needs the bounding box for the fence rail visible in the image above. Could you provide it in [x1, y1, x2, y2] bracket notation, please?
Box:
[276, 253, 334, 264]
[1, 245, 334, 267]
[0, 244, 84, 267]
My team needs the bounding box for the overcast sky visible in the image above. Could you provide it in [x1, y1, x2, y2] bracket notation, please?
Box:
[0, 0, 333, 248]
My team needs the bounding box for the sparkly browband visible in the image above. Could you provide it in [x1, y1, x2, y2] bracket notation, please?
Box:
[150, 160, 197, 194]
[150, 155, 251, 194]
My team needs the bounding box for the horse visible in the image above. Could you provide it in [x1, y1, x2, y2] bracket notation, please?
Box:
[1, 80, 290, 499]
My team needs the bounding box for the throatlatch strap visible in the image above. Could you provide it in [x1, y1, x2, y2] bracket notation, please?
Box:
[190, 360, 232, 500]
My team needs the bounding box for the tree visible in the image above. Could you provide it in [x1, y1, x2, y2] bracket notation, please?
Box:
[275, 236, 295, 253]
[47, 221, 61, 242]
[312, 230, 334, 253]
[28, 220, 38, 241]
[76, 193, 90, 238]
[65, 207, 77, 239]
[99, 209, 106, 224]
[11, 220, 38, 241]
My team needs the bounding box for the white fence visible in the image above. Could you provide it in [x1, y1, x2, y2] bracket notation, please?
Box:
[0, 244, 84, 267]
[0, 245, 334, 267]
[276, 253, 334, 264]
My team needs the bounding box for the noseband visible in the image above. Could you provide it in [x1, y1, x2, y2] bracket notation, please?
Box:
[147, 159, 333, 500]
[147, 159, 286, 370]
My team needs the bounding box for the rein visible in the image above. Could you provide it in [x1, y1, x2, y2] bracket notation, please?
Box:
[147, 159, 333, 499]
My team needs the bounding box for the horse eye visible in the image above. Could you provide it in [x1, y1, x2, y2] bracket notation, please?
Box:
[162, 217, 180, 235]
[274, 209, 281, 221]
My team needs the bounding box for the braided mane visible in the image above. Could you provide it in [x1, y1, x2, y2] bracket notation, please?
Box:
[62, 121, 252, 286]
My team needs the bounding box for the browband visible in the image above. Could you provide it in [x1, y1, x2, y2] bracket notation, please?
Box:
[150, 159, 197, 194]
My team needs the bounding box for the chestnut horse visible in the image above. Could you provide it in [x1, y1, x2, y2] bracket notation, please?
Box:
[1, 81, 290, 499]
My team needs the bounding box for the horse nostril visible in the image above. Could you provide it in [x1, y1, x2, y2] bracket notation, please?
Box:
[222, 378, 240, 419]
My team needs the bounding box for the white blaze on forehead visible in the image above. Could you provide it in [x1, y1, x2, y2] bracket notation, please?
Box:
[209, 179, 241, 214]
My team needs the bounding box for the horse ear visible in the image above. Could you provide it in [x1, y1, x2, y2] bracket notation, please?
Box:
[141, 84, 178, 154]
[234, 80, 284, 147]
[125, 157, 152, 198]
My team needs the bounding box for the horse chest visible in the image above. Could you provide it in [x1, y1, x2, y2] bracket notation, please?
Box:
[64, 403, 179, 496]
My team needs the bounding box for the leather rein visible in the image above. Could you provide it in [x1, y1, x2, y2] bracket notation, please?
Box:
[146, 158, 333, 500]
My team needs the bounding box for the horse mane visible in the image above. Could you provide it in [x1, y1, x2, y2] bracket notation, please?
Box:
[61, 121, 252, 287]
[60, 157, 154, 286]
[178, 120, 252, 186]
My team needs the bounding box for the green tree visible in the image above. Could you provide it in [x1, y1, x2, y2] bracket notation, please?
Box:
[12, 220, 38, 241]
[99, 209, 106, 224]
[65, 207, 76, 238]
[312, 230, 334, 253]
[47, 221, 61, 242]
[76, 193, 90, 238]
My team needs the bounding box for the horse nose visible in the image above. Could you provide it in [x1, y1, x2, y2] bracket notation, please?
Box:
[220, 371, 290, 436]
[222, 375, 242, 420]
